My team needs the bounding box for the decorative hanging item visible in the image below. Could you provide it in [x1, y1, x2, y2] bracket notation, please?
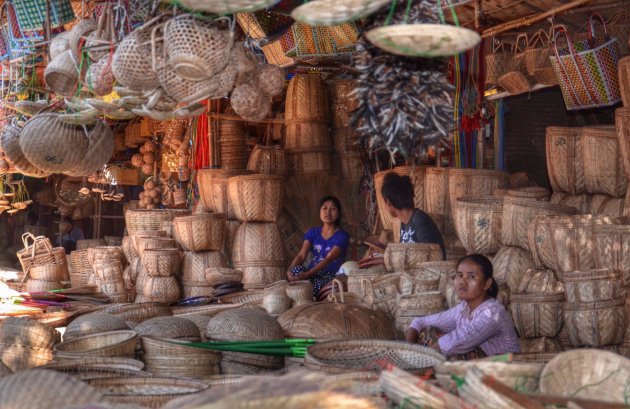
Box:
[290, 0, 391, 26]
[180, 0, 278, 15]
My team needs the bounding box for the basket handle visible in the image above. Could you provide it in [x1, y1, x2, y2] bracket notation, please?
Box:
[528, 29, 548, 49]
[361, 278, 375, 308]
[588, 12, 609, 40]
[514, 33, 529, 53]
[21, 232, 36, 251]
[330, 278, 344, 303]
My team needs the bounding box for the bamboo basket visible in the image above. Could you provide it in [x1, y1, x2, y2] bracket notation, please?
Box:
[362, 273, 401, 318]
[0, 317, 60, 350]
[346, 267, 388, 295]
[507, 187, 550, 201]
[140, 336, 221, 379]
[286, 281, 314, 306]
[620, 56, 630, 108]
[220, 350, 284, 374]
[262, 281, 292, 315]
[173, 213, 226, 252]
[196, 168, 252, 217]
[410, 261, 456, 297]
[130, 230, 168, 256]
[97, 303, 173, 322]
[423, 167, 452, 234]
[485, 40, 512, 85]
[18, 242, 69, 281]
[247, 145, 289, 177]
[401, 269, 441, 294]
[64, 313, 130, 342]
[492, 246, 535, 292]
[29, 263, 63, 281]
[593, 223, 630, 284]
[134, 316, 200, 341]
[509, 292, 564, 338]
[232, 222, 286, 288]
[135, 236, 177, 260]
[76, 238, 107, 250]
[615, 108, 630, 181]
[25, 279, 62, 292]
[501, 196, 577, 251]
[180, 252, 227, 282]
[125, 209, 191, 234]
[284, 121, 331, 151]
[86, 246, 124, 266]
[181, 281, 215, 298]
[204, 267, 243, 286]
[54, 330, 138, 360]
[383, 243, 443, 271]
[286, 148, 333, 173]
[206, 307, 284, 341]
[581, 126, 626, 198]
[453, 196, 503, 256]
[137, 276, 181, 303]
[562, 269, 623, 303]
[590, 194, 625, 217]
[285, 73, 328, 122]
[448, 168, 509, 212]
[227, 174, 284, 223]
[141, 248, 181, 277]
[563, 298, 627, 347]
[219, 120, 248, 170]
[546, 127, 584, 194]
[518, 338, 563, 355]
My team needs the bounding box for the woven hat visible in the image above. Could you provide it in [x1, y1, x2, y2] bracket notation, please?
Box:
[134, 316, 200, 341]
[206, 307, 283, 341]
[64, 313, 130, 341]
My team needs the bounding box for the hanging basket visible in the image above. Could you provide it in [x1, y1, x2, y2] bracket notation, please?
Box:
[485, 39, 512, 85]
[291, 0, 391, 26]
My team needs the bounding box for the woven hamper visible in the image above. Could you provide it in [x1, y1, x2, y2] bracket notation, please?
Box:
[563, 298, 627, 347]
[453, 196, 503, 255]
[509, 292, 564, 338]
[581, 126, 626, 197]
[227, 174, 284, 223]
[562, 269, 624, 303]
[173, 213, 226, 252]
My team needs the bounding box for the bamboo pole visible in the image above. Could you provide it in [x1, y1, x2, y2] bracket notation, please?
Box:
[482, 0, 593, 38]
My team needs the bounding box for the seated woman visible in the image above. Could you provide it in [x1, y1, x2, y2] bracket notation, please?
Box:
[406, 254, 520, 360]
[287, 196, 350, 299]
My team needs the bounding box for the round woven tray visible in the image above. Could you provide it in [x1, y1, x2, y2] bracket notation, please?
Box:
[291, 0, 390, 25]
[55, 330, 138, 358]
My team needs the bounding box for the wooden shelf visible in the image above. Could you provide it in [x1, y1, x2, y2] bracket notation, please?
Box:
[486, 83, 557, 101]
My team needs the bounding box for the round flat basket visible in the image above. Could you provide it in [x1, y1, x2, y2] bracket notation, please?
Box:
[305, 339, 445, 374]
[365, 24, 481, 57]
[54, 330, 138, 359]
[180, 0, 277, 14]
[291, 0, 391, 25]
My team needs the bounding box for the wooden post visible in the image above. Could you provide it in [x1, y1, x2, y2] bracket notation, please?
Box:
[474, 0, 483, 30]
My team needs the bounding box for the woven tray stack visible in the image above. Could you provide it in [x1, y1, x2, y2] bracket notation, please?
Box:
[329, 79, 362, 183]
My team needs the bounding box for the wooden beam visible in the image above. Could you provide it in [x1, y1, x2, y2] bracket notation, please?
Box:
[474, 0, 483, 29]
[519, 0, 576, 29]
[482, 0, 593, 38]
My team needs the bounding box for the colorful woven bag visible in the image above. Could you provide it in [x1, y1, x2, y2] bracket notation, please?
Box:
[281, 21, 358, 58]
[0, 2, 42, 60]
[550, 14, 622, 110]
[9, 0, 75, 31]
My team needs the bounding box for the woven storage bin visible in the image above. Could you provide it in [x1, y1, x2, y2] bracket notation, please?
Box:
[374, 166, 425, 232]
[232, 222, 286, 288]
[548, 215, 618, 275]
[453, 196, 503, 256]
[173, 213, 226, 252]
[196, 169, 252, 217]
[509, 292, 564, 338]
[135, 236, 177, 260]
[615, 108, 630, 181]
[284, 121, 331, 151]
[140, 336, 220, 379]
[546, 127, 584, 194]
[29, 263, 63, 281]
[581, 126, 626, 197]
[593, 223, 630, 284]
[305, 340, 445, 374]
[98, 303, 173, 322]
[278, 301, 395, 341]
[507, 187, 550, 201]
[540, 349, 630, 404]
[130, 230, 167, 254]
[180, 252, 227, 282]
[77, 238, 107, 250]
[93, 259, 125, 282]
[134, 316, 200, 341]
[286, 148, 333, 173]
[137, 276, 181, 303]
[285, 73, 328, 122]
[564, 298, 627, 347]
[383, 243, 443, 271]
[563, 269, 623, 303]
[55, 330, 138, 359]
[501, 196, 577, 251]
[247, 145, 289, 177]
[206, 307, 283, 341]
[125, 209, 190, 234]
[227, 174, 284, 223]
[64, 313, 130, 342]
[492, 246, 535, 292]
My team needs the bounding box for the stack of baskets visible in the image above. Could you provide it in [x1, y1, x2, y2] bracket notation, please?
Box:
[228, 173, 286, 289]
[284, 73, 332, 173]
[0, 317, 56, 371]
[218, 120, 248, 170]
[17, 234, 70, 284]
[87, 246, 129, 303]
[329, 79, 362, 182]
[137, 247, 182, 303]
[25, 262, 65, 292]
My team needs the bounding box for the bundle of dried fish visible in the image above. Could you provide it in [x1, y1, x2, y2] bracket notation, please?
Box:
[351, 0, 454, 160]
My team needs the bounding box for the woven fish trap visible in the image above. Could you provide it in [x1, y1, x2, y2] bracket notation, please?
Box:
[581, 125, 626, 198]
[540, 349, 630, 404]
[285, 73, 328, 122]
[436, 361, 543, 394]
[87, 376, 208, 408]
[137, 276, 181, 303]
[227, 174, 284, 223]
[247, 145, 290, 177]
[547, 215, 619, 275]
[206, 307, 283, 342]
[204, 267, 243, 287]
[452, 195, 503, 256]
[232, 222, 286, 288]
[383, 243, 443, 271]
[64, 120, 116, 177]
[173, 213, 226, 252]
[98, 302, 173, 323]
[197, 168, 252, 216]
[135, 236, 177, 260]
[140, 337, 221, 379]
[562, 269, 624, 303]
[492, 245, 535, 292]
[593, 222, 630, 283]
[286, 281, 314, 306]
[1, 123, 49, 178]
[180, 251, 227, 282]
[509, 292, 564, 338]
[305, 340, 444, 374]
[564, 298, 627, 347]
[141, 248, 181, 277]
[112, 25, 159, 91]
[546, 126, 585, 194]
[64, 313, 130, 342]
[19, 113, 88, 174]
[125, 209, 190, 234]
[54, 330, 138, 360]
[501, 196, 577, 251]
[134, 316, 200, 341]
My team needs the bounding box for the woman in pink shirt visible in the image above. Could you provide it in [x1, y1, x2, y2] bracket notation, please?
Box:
[406, 254, 520, 360]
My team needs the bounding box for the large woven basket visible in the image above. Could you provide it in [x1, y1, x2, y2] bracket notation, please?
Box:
[581, 125, 626, 198]
[206, 307, 283, 341]
[218, 120, 247, 170]
[492, 245, 535, 291]
[125, 209, 191, 234]
[286, 148, 333, 173]
[383, 243, 443, 271]
[562, 269, 624, 303]
[501, 196, 577, 251]
[64, 120, 116, 177]
[423, 167, 452, 234]
[87, 246, 124, 266]
[227, 174, 284, 223]
[453, 196, 503, 255]
[204, 267, 243, 287]
[1, 123, 50, 178]
[54, 330, 138, 360]
[401, 269, 441, 294]
[593, 222, 630, 283]
[130, 230, 167, 254]
[0, 317, 59, 350]
[528, 215, 560, 271]
[447, 168, 509, 213]
[180, 252, 227, 282]
[135, 236, 177, 260]
[509, 292, 564, 338]
[140, 336, 221, 379]
[285, 73, 328, 122]
[563, 298, 626, 347]
[346, 267, 388, 295]
[196, 168, 252, 217]
[232, 222, 286, 288]
[615, 108, 630, 181]
[546, 126, 584, 194]
[173, 213, 226, 252]
[284, 121, 331, 151]
[137, 276, 181, 303]
[247, 145, 289, 177]
[410, 261, 456, 297]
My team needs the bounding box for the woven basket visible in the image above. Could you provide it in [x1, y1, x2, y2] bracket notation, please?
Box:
[18, 245, 69, 282]
[285, 73, 328, 122]
[77, 238, 108, 250]
[373, 166, 426, 232]
[501, 196, 577, 251]
[262, 281, 292, 315]
[125, 209, 190, 234]
[593, 223, 630, 284]
[227, 174, 284, 223]
[220, 350, 284, 374]
[546, 126, 584, 194]
[534, 66, 559, 86]
[87, 246, 124, 267]
[562, 269, 623, 303]
[284, 121, 331, 151]
[286, 148, 333, 173]
[515, 268, 561, 294]
[615, 108, 630, 182]
[135, 316, 200, 341]
[24, 279, 61, 292]
[29, 263, 63, 282]
[232, 222, 286, 288]
[64, 120, 116, 177]
[620, 56, 630, 107]
[98, 303, 173, 322]
[196, 168, 252, 217]
[180, 252, 227, 282]
[181, 281, 215, 298]
[286, 281, 314, 306]
[305, 340, 444, 374]
[492, 245, 535, 292]
[55, 330, 138, 359]
[346, 267, 387, 295]
[206, 307, 283, 341]
[383, 243, 443, 271]
[135, 236, 177, 260]
[519, 337, 564, 354]
[528, 215, 559, 271]
[485, 40, 512, 85]
[247, 145, 290, 177]
[509, 292, 564, 338]
[410, 261, 456, 297]
[112, 25, 159, 91]
[564, 298, 626, 347]
[205, 267, 243, 286]
[452, 196, 503, 256]
[130, 230, 167, 254]
[498, 71, 531, 95]
[173, 213, 226, 252]
[581, 126, 626, 197]
[1, 124, 50, 178]
[506, 187, 550, 201]
[540, 349, 630, 404]
[217, 289, 265, 304]
[0, 317, 60, 351]
[218, 120, 247, 170]
[137, 276, 181, 303]
[395, 292, 444, 323]
[64, 313, 130, 342]
[423, 167, 452, 234]
[140, 336, 220, 379]
[44, 49, 79, 96]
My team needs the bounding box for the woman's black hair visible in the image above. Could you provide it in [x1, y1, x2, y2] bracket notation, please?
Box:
[319, 195, 342, 226]
[380, 172, 414, 210]
[456, 254, 499, 298]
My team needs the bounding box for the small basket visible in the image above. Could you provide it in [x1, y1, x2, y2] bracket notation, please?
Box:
[29, 262, 62, 281]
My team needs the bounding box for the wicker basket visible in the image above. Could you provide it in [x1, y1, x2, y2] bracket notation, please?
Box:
[55, 330, 138, 360]
[448, 168, 508, 210]
[564, 298, 627, 347]
[506, 187, 550, 201]
[64, 120, 116, 177]
[196, 168, 252, 217]
[134, 316, 200, 341]
[181, 281, 215, 298]
[25, 279, 62, 292]
[338, 152, 364, 182]
[130, 230, 167, 254]
[285, 121, 331, 151]
[410, 261, 456, 297]
[485, 40, 512, 85]
[0, 317, 60, 351]
[528, 215, 559, 271]
[581, 126, 626, 198]
[140, 336, 220, 379]
[87, 246, 124, 267]
[383, 243, 443, 271]
[498, 71, 531, 95]
[247, 145, 289, 177]
[137, 276, 181, 303]
[218, 289, 265, 304]
[29, 263, 63, 282]
[135, 236, 177, 260]
[286, 148, 333, 173]
[546, 126, 584, 194]
[501, 196, 577, 251]
[125, 209, 190, 234]
[173, 214, 226, 252]
[98, 303, 173, 322]
[562, 269, 623, 303]
[227, 174, 284, 223]
[519, 337, 564, 354]
[220, 350, 284, 374]
[452, 196, 503, 256]
[346, 267, 388, 295]
[615, 108, 630, 182]
[232, 222, 286, 288]
[423, 167, 452, 234]
[286, 281, 314, 306]
[593, 223, 630, 284]
[285, 73, 328, 122]
[180, 252, 227, 282]
[509, 292, 564, 338]
[206, 307, 283, 342]
[205, 267, 243, 286]
[64, 313, 130, 342]
[401, 269, 441, 294]
[217, 119, 247, 170]
[111, 25, 159, 91]
[492, 246, 535, 292]
[262, 281, 292, 315]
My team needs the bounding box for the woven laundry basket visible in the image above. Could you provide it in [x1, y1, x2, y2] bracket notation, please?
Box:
[492, 246, 535, 292]
[562, 269, 624, 303]
[546, 126, 584, 194]
[509, 292, 564, 338]
[563, 298, 627, 347]
[452, 195, 503, 255]
[54, 330, 138, 360]
[134, 316, 200, 341]
[64, 313, 130, 342]
[383, 243, 443, 271]
[173, 213, 226, 252]
[227, 174, 284, 223]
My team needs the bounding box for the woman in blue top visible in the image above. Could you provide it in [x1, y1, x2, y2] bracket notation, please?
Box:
[287, 195, 350, 299]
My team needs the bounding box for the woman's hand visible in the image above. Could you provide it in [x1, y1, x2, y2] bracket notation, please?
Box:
[289, 271, 309, 282]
